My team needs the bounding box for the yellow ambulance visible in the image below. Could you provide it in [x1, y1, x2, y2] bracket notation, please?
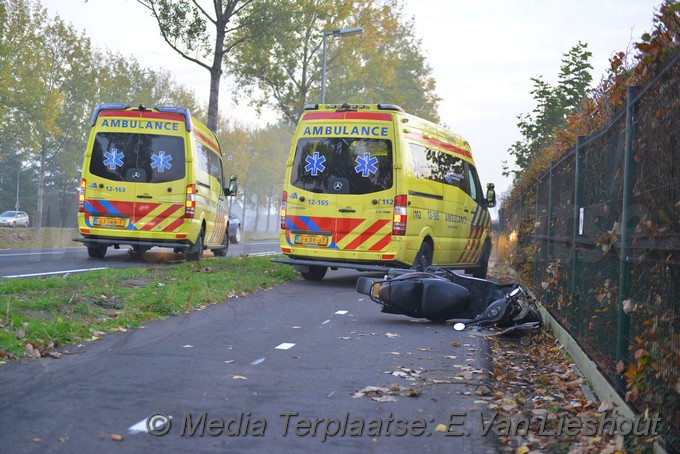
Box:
[274, 103, 496, 280]
[75, 103, 237, 261]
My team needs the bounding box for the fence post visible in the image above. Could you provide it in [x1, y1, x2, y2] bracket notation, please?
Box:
[546, 162, 554, 307]
[533, 182, 540, 285]
[571, 137, 585, 332]
[616, 85, 637, 395]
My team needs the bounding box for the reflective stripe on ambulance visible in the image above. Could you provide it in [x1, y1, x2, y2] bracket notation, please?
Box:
[84, 199, 185, 232]
[285, 215, 391, 252]
[457, 205, 491, 263]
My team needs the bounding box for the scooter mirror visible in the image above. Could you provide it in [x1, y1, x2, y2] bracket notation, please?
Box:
[453, 322, 466, 331]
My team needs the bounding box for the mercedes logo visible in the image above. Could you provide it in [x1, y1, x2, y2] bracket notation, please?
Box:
[334, 181, 343, 191]
[132, 171, 141, 180]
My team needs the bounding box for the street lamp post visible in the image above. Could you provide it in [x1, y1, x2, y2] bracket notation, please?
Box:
[15, 168, 20, 210]
[321, 27, 364, 104]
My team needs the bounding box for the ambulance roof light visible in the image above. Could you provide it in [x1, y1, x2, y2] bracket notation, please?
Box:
[304, 104, 319, 110]
[377, 104, 404, 112]
[155, 105, 193, 132]
[90, 103, 131, 126]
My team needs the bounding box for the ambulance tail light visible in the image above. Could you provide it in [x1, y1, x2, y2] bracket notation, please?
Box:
[392, 195, 408, 236]
[185, 184, 196, 218]
[280, 191, 288, 230]
[78, 178, 86, 212]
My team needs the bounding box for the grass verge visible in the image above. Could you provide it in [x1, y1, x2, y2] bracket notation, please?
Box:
[0, 256, 299, 361]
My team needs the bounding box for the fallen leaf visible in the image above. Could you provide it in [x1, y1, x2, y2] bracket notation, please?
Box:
[111, 434, 124, 441]
[231, 375, 247, 380]
[435, 424, 448, 433]
[475, 385, 491, 396]
[24, 343, 40, 359]
[385, 333, 400, 338]
[622, 299, 638, 314]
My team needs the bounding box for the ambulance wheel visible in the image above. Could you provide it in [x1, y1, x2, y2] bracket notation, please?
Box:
[187, 229, 204, 261]
[470, 241, 491, 279]
[212, 232, 229, 257]
[87, 245, 107, 258]
[413, 241, 433, 271]
[300, 266, 327, 281]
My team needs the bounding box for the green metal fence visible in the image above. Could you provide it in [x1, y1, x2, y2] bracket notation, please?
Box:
[500, 53, 680, 453]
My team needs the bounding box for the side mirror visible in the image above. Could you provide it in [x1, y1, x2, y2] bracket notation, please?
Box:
[485, 183, 496, 208]
[225, 175, 238, 196]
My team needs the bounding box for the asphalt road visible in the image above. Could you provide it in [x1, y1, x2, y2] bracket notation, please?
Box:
[0, 269, 500, 453]
[0, 240, 280, 279]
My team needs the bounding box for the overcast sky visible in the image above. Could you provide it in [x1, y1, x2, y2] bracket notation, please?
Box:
[42, 0, 662, 205]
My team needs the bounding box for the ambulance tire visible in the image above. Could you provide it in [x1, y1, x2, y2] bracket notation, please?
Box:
[300, 266, 327, 281]
[87, 245, 107, 258]
[413, 241, 433, 272]
[470, 241, 491, 279]
[212, 232, 229, 257]
[187, 229, 204, 261]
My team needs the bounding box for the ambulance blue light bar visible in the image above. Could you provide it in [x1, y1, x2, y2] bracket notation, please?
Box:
[90, 103, 131, 126]
[155, 106, 193, 132]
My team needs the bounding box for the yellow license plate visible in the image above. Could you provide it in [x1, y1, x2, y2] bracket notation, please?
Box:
[93, 217, 127, 227]
[295, 234, 329, 246]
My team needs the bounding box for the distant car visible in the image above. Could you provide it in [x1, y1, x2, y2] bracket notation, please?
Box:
[228, 213, 241, 244]
[0, 210, 29, 228]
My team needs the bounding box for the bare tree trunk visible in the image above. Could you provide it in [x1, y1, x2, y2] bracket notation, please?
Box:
[254, 196, 261, 232]
[240, 188, 247, 233]
[35, 143, 46, 230]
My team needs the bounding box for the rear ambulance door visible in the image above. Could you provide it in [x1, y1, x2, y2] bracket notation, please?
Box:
[285, 113, 395, 253]
[86, 112, 186, 234]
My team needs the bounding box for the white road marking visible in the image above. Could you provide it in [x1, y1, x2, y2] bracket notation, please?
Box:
[3, 267, 107, 279]
[251, 357, 266, 365]
[275, 343, 295, 350]
[129, 418, 150, 434]
[129, 415, 173, 434]
[322, 320, 331, 325]
[0, 251, 64, 257]
[335, 310, 348, 315]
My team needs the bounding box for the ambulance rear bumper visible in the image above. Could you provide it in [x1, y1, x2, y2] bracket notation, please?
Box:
[73, 237, 192, 250]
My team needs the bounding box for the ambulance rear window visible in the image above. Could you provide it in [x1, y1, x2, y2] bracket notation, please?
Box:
[89, 132, 185, 183]
[290, 138, 393, 194]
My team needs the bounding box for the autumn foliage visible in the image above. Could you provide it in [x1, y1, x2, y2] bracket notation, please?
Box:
[507, 1, 680, 200]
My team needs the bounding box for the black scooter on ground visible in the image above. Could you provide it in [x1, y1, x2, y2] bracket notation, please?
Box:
[355, 267, 541, 332]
